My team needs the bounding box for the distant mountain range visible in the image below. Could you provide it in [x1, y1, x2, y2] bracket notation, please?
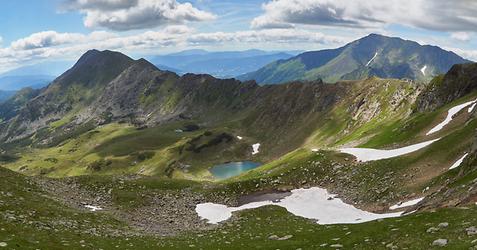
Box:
[0, 60, 74, 91]
[148, 49, 299, 78]
[0, 90, 16, 103]
[239, 34, 472, 84]
[0, 61, 73, 92]
[0, 75, 54, 91]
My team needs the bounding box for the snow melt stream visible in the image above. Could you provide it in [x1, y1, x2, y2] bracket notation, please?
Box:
[196, 187, 402, 225]
[366, 52, 378, 67]
[339, 138, 440, 162]
[449, 153, 469, 170]
[420, 65, 427, 76]
[427, 99, 477, 135]
[84, 205, 103, 212]
[252, 143, 261, 155]
[469, 103, 476, 113]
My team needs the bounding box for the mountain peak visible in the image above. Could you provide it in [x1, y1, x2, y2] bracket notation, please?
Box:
[241, 35, 470, 84]
[53, 50, 135, 89]
[364, 33, 387, 39]
[354, 33, 403, 44]
[75, 50, 132, 67]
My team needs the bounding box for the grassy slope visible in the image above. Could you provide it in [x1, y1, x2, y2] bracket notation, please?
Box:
[4, 79, 477, 185]
[2, 90, 477, 247]
[305, 78, 420, 148]
[0, 167, 157, 250]
[164, 205, 477, 249]
[2, 166, 477, 249]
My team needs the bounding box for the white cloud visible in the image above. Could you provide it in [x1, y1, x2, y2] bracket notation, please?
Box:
[11, 31, 87, 50]
[188, 29, 344, 45]
[0, 26, 350, 73]
[451, 32, 471, 42]
[66, 0, 216, 31]
[0, 28, 191, 72]
[252, 0, 477, 32]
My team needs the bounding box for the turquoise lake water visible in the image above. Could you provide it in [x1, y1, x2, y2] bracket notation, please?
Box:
[209, 161, 262, 179]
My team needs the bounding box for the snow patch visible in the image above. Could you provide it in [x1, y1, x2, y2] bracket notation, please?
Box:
[427, 99, 477, 135]
[196, 187, 402, 225]
[84, 205, 103, 212]
[236, 136, 243, 140]
[469, 103, 476, 113]
[449, 153, 469, 170]
[339, 138, 440, 162]
[252, 143, 261, 155]
[366, 52, 378, 67]
[420, 65, 427, 76]
[390, 197, 424, 210]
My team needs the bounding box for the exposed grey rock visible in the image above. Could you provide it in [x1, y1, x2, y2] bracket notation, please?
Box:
[278, 235, 293, 240]
[432, 239, 448, 247]
[466, 226, 477, 236]
[268, 234, 293, 240]
[438, 222, 449, 228]
[268, 235, 279, 240]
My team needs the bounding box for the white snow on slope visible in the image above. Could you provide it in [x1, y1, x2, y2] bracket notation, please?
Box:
[469, 103, 476, 113]
[449, 153, 469, 170]
[339, 138, 440, 162]
[390, 197, 424, 210]
[84, 205, 103, 212]
[252, 143, 261, 155]
[421, 65, 427, 76]
[196, 187, 402, 225]
[366, 52, 378, 67]
[427, 99, 477, 135]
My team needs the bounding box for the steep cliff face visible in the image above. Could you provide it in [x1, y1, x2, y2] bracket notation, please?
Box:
[416, 63, 477, 112]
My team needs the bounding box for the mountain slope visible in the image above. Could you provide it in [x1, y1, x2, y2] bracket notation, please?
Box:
[0, 50, 424, 178]
[2, 49, 477, 249]
[416, 63, 477, 112]
[0, 50, 135, 142]
[240, 34, 471, 84]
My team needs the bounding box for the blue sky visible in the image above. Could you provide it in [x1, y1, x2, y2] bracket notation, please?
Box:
[0, 0, 476, 73]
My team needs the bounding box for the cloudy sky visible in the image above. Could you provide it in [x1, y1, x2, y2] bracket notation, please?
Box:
[0, 0, 476, 73]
